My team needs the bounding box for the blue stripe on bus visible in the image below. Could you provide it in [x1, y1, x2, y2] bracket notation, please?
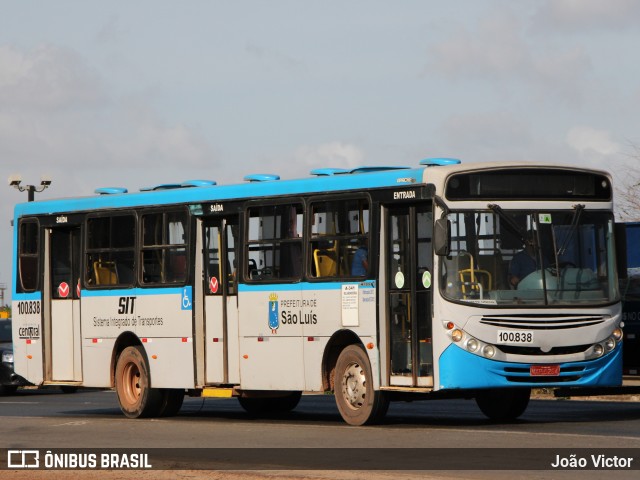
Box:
[238, 281, 375, 292]
[78, 282, 375, 296]
[81, 287, 186, 297]
[438, 342, 622, 389]
[15, 282, 376, 299]
[12, 292, 42, 301]
[14, 169, 424, 216]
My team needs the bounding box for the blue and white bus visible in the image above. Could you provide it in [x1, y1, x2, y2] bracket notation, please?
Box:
[11, 159, 623, 424]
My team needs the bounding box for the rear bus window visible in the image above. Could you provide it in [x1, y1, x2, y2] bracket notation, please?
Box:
[18, 220, 40, 292]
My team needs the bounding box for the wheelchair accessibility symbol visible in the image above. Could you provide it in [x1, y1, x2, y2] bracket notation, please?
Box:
[181, 287, 193, 310]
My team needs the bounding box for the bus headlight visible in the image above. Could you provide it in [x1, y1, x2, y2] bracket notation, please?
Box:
[2, 351, 13, 363]
[482, 345, 496, 358]
[450, 329, 499, 360]
[612, 328, 623, 342]
[604, 337, 616, 352]
[466, 339, 479, 352]
[593, 344, 604, 357]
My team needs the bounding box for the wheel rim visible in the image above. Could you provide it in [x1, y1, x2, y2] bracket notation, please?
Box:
[121, 361, 141, 407]
[341, 361, 366, 410]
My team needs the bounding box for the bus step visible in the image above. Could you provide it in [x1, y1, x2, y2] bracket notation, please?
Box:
[200, 388, 234, 398]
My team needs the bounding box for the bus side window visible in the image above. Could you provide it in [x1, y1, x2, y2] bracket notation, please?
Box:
[86, 214, 136, 288]
[246, 203, 303, 281]
[140, 210, 188, 285]
[93, 260, 118, 285]
[309, 197, 369, 279]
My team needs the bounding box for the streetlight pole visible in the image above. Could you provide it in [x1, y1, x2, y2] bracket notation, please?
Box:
[8, 175, 52, 202]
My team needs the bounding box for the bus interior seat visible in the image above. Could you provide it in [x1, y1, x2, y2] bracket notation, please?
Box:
[168, 253, 187, 282]
[94, 261, 118, 285]
[314, 249, 337, 277]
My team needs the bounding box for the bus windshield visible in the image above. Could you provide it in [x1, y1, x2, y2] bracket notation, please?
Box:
[440, 208, 619, 306]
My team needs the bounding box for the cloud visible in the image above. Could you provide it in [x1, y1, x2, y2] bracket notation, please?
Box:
[95, 14, 123, 45]
[0, 44, 105, 111]
[0, 44, 216, 178]
[245, 44, 304, 72]
[566, 126, 621, 167]
[107, 109, 215, 168]
[533, 0, 640, 32]
[427, 12, 528, 79]
[425, 8, 592, 104]
[438, 111, 532, 159]
[294, 142, 365, 171]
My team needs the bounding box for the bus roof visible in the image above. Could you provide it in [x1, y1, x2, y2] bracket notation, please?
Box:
[12, 160, 611, 217]
[14, 165, 426, 217]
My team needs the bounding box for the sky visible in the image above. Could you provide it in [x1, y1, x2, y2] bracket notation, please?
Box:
[1, 0, 640, 301]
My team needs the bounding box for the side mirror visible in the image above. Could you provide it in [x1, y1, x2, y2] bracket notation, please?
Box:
[434, 218, 451, 256]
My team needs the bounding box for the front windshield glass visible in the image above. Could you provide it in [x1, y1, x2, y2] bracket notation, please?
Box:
[440, 209, 619, 306]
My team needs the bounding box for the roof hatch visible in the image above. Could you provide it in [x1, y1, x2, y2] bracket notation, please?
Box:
[419, 158, 462, 167]
[243, 174, 280, 182]
[95, 187, 128, 195]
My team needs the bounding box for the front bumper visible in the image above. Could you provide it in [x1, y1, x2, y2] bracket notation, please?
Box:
[438, 342, 622, 390]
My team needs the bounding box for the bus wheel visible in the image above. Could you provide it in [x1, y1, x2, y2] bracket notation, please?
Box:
[335, 345, 389, 426]
[115, 346, 162, 418]
[0, 385, 18, 395]
[157, 389, 184, 417]
[475, 388, 531, 421]
[238, 391, 302, 415]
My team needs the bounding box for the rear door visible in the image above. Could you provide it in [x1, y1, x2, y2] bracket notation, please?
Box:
[47, 226, 82, 382]
[202, 216, 240, 384]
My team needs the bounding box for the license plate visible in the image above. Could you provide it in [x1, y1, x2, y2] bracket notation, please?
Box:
[530, 365, 560, 376]
[497, 330, 534, 344]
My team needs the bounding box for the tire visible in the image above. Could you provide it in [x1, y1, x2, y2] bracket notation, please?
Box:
[476, 388, 531, 421]
[0, 385, 18, 395]
[115, 346, 162, 418]
[60, 386, 78, 394]
[334, 345, 389, 426]
[157, 389, 184, 417]
[238, 391, 302, 415]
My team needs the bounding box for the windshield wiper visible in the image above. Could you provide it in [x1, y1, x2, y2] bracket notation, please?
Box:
[556, 204, 585, 256]
[487, 204, 527, 243]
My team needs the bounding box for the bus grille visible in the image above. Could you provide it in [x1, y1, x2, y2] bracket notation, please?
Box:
[479, 314, 606, 330]
[503, 365, 586, 383]
[497, 344, 591, 356]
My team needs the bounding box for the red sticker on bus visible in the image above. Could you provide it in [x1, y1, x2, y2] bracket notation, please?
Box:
[209, 277, 219, 294]
[530, 365, 560, 376]
[58, 282, 70, 298]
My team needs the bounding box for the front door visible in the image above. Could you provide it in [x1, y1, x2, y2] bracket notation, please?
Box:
[386, 204, 433, 387]
[203, 217, 240, 384]
[48, 226, 82, 382]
